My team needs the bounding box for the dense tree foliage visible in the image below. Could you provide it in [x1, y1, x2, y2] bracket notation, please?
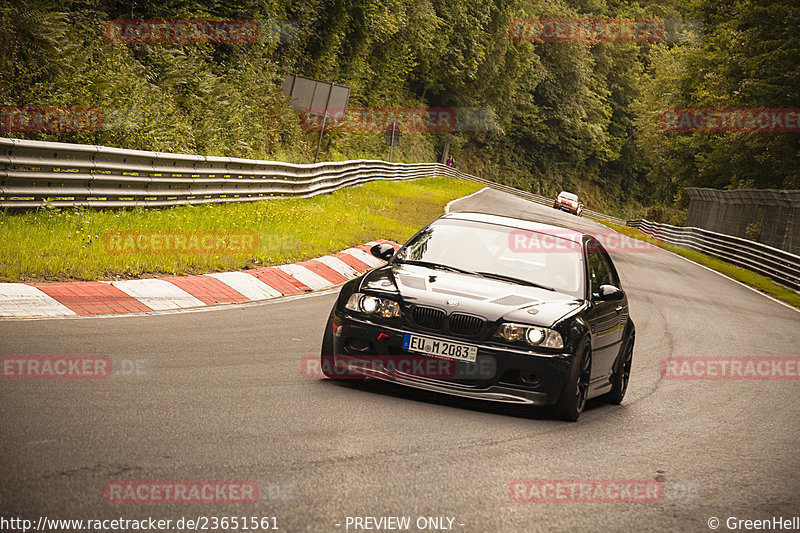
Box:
[636, 0, 800, 205]
[1, 0, 797, 217]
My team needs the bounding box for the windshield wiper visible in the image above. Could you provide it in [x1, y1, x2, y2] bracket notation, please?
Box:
[395, 259, 478, 276]
[396, 261, 557, 291]
[475, 272, 557, 292]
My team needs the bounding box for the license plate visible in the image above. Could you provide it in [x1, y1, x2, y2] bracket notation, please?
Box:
[402, 334, 477, 363]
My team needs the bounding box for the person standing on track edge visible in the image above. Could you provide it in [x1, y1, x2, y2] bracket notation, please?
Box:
[446, 155, 455, 167]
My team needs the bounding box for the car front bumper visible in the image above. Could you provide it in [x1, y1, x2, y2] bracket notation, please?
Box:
[332, 312, 575, 406]
[555, 202, 580, 214]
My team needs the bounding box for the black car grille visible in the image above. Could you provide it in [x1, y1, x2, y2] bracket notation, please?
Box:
[448, 313, 484, 336]
[412, 306, 446, 330]
[411, 307, 484, 337]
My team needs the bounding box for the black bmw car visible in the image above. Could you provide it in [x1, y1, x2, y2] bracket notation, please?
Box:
[320, 212, 635, 421]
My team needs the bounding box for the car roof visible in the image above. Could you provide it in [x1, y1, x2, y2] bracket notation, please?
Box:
[440, 211, 586, 244]
[558, 191, 578, 198]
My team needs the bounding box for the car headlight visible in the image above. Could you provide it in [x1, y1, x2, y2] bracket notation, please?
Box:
[496, 323, 564, 349]
[345, 293, 402, 318]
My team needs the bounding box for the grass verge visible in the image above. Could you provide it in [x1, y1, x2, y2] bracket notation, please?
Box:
[602, 222, 800, 309]
[0, 177, 483, 282]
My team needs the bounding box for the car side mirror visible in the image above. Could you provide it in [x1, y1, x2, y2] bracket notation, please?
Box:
[594, 284, 624, 302]
[370, 243, 396, 261]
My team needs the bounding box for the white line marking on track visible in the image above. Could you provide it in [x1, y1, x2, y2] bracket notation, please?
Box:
[657, 246, 800, 314]
[445, 187, 490, 214]
[605, 229, 800, 314]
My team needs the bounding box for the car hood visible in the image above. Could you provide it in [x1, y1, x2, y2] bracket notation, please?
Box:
[359, 263, 584, 327]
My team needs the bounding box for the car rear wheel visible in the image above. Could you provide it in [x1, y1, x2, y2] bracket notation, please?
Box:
[553, 346, 591, 421]
[603, 335, 633, 404]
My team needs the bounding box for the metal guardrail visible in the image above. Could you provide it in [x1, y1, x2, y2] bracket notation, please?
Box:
[0, 137, 625, 225]
[0, 138, 448, 208]
[628, 219, 800, 292]
[1, 138, 795, 292]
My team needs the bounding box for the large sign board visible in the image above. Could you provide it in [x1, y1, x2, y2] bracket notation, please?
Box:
[282, 74, 350, 116]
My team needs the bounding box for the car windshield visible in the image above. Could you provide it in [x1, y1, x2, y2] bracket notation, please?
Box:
[559, 192, 578, 202]
[395, 219, 585, 298]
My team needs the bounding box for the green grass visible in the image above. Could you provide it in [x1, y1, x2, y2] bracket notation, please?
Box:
[602, 222, 800, 309]
[0, 177, 483, 282]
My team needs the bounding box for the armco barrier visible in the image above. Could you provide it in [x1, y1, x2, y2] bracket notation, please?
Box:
[0, 138, 442, 208]
[1, 138, 796, 293]
[0, 137, 625, 224]
[628, 219, 800, 292]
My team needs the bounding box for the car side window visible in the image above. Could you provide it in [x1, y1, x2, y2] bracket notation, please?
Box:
[586, 239, 613, 293]
[602, 251, 620, 287]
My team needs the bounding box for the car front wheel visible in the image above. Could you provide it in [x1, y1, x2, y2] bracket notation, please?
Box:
[553, 345, 591, 421]
[320, 307, 340, 379]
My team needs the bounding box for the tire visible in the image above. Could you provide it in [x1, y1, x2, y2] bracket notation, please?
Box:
[553, 345, 591, 421]
[602, 334, 634, 404]
[320, 306, 339, 379]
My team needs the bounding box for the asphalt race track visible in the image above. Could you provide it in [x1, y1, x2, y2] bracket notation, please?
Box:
[2, 188, 799, 532]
